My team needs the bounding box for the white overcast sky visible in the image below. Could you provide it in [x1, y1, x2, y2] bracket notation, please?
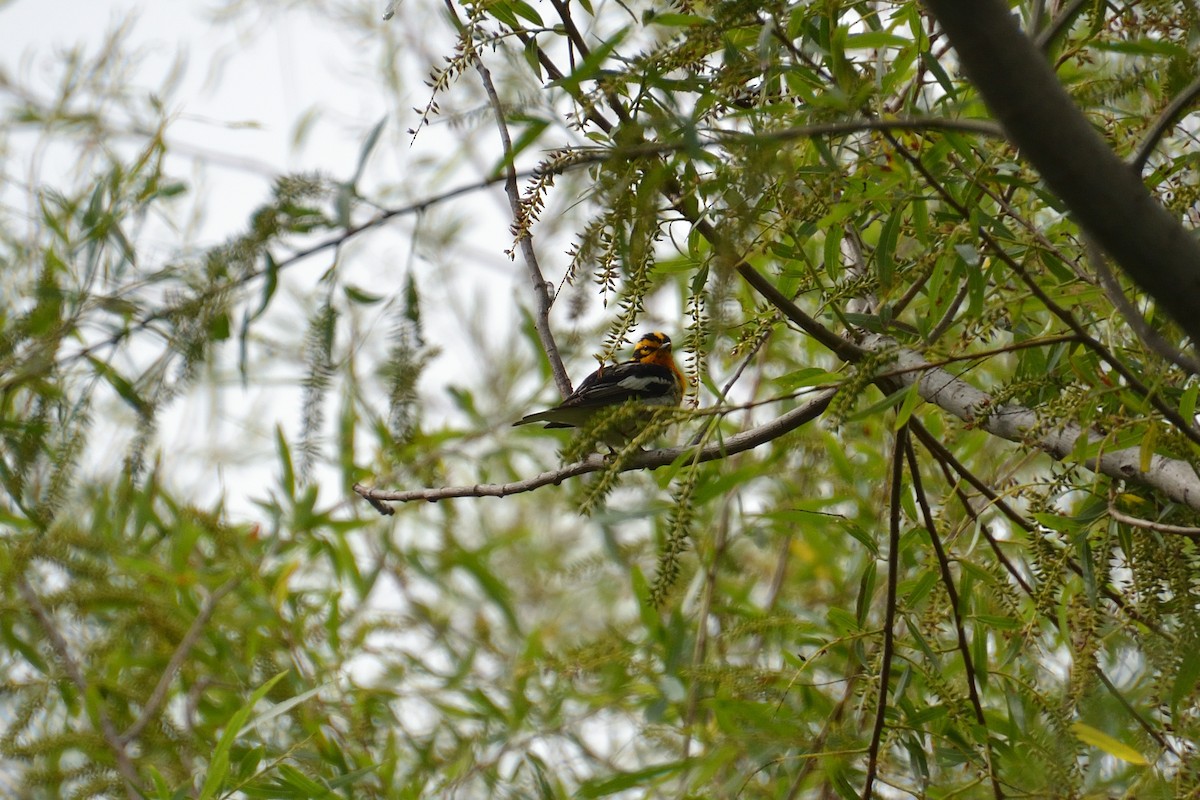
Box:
[0, 0, 523, 509]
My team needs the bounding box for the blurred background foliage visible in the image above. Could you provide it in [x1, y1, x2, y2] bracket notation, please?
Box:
[3, 0, 1200, 797]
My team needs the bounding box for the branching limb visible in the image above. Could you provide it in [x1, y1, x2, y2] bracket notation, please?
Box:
[354, 388, 835, 511]
[874, 336, 1200, 509]
[912, 420, 1036, 597]
[30, 169, 550, 387]
[17, 578, 142, 799]
[904, 440, 1004, 799]
[120, 577, 242, 745]
[862, 425, 906, 800]
[464, 6, 571, 398]
[1086, 238, 1200, 376]
[738, 259, 1200, 510]
[734, 263, 866, 362]
[1107, 501, 1200, 538]
[912, 426, 1178, 756]
[911, 419, 1168, 639]
[888, 131, 1200, 446]
[1132, 73, 1200, 175]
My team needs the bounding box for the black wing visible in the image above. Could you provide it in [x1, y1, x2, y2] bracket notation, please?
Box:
[559, 361, 678, 409]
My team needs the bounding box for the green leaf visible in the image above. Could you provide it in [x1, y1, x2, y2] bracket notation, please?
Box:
[855, 560, 877, 627]
[920, 51, 957, 100]
[209, 311, 231, 341]
[1093, 38, 1188, 58]
[1069, 722, 1149, 766]
[822, 225, 844, 281]
[276, 425, 295, 500]
[1139, 420, 1158, 473]
[844, 32, 911, 49]
[327, 764, 382, 790]
[510, 0, 543, 25]
[343, 284, 385, 305]
[351, 115, 388, 188]
[577, 761, 690, 798]
[648, 12, 706, 27]
[276, 764, 329, 795]
[550, 27, 628, 95]
[197, 671, 289, 800]
[1072, 427, 1147, 465]
[1179, 380, 1199, 423]
[238, 681, 329, 736]
[252, 252, 280, 323]
[844, 385, 909, 423]
[87, 356, 149, 416]
[773, 367, 843, 389]
[1170, 645, 1200, 711]
[893, 381, 922, 430]
[631, 566, 662, 639]
[496, 118, 550, 174]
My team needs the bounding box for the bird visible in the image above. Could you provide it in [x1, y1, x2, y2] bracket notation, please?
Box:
[513, 331, 685, 431]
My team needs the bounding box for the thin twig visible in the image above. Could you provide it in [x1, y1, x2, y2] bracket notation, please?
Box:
[862, 425, 907, 800]
[925, 277, 970, 344]
[911, 419, 1169, 639]
[925, 0, 1200, 346]
[1092, 668, 1175, 753]
[912, 427, 1178, 756]
[904, 440, 1004, 798]
[734, 262, 866, 362]
[1034, 0, 1089, 51]
[1107, 504, 1200, 537]
[354, 389, 836, 510]
[464, 7, 571, 398]
[1086, 238, 1200, 376]
[120, 577, 242, 745]
[952, 154, 1091, 284]
[549, 0, 590, 59]
[915, 425, 1036, 599]
[7, 167, 552, 390]
[1132, 73, 1200, 175]
[781, 657, 863, 800]
[513, 30, 614, 134]
[17, 578, 142, 799]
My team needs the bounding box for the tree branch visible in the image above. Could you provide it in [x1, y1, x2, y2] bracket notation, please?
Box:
[904, 439, 1003, 798]
[1131, 73, 1200, 175]
[734, 261, 1200, 509]
[911, 419, 1169, 640]
[888, 130, 1200, 446]
[354, 389, 835, 510]
[1107, 503, 1200, 538]
[119, 577, 242, 746]
[862, 425, 906, 800]
[17, 578, 142, 799]
[465, 10, 571, 398]
[1086, 238, 1200, 375]
[871, 334, 1200, 509]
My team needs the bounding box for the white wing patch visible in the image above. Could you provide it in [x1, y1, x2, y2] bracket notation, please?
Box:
[617, 374, 674, 398]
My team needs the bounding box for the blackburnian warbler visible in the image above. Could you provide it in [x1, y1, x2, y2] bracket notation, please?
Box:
[514, 331, 685, 430]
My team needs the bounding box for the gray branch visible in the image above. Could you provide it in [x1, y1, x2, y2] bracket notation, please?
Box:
[868, 335, 1200, 509]
[354, 389, 836, 508]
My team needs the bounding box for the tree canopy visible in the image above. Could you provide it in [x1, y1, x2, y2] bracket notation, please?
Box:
[3, 0, 1200, 798]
